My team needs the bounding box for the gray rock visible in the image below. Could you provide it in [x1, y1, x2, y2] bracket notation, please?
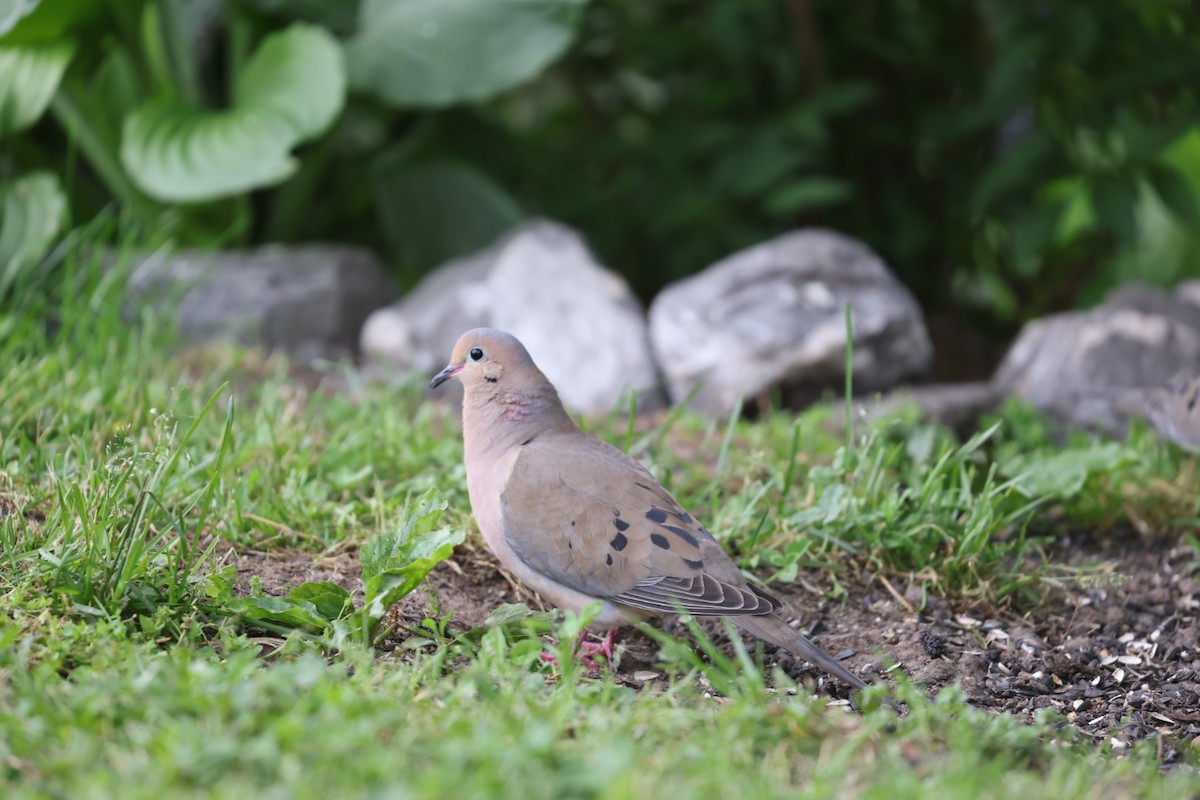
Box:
[124, 244, 398, 362]
[993, 283, 1200, 433]
[1172, 278, 1200, 309]
[361, 219, 663, 414]
[647, 229, 933, 417]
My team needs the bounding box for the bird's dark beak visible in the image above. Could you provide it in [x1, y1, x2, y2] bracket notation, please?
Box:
[430, 363, 462, 389]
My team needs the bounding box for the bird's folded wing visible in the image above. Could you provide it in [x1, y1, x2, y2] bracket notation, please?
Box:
[499, 436, 781, 617]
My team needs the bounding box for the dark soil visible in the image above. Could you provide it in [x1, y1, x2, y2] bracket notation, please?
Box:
[221, 527, 1200, 757]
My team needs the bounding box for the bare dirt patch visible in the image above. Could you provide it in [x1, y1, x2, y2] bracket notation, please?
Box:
[219, 529, 1200, 759]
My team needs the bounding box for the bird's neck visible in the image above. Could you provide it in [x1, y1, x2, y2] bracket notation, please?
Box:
[461, 383, 576, 456]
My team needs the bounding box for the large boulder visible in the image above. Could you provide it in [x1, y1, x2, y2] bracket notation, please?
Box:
[993, 284, 1200, 433]
[648, 229, 932, 417]
[361, 219, 663, 414]
[125, 244, 398, 361]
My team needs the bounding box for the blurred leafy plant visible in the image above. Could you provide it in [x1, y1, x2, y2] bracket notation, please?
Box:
[0, 0, 588, 277]
[475, 0, 1200, 331]
[0, 31, 70, 293]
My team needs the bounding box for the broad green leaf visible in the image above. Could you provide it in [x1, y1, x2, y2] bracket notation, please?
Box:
[122, 100, 297, 199]
[346, 0, 589, 107]
[1164, 128, 1200, 187]
[1146, 163, 1200, 230]
[764, 176, 853, 216]
[0, 0, 38, 38]
[0, 171, 66, 292]
[226, 594, 332, 631]
[361, 488, 464, 620]
[0, 0, 102, 44]
[1008, 206, 1058, 277]
[92, 45, 143, 123]
[1041, 176, 1095, 243]
[0, 41, 74, 135]
[236, 23, 344, 140]
[970, 131, 1054, 215]
[289, 581, 353, 621]
[372, 155, 522, 268]
[710, 130, 815, 199]
[121, 23, 344, 202]
[1091, 173, 1139, 244]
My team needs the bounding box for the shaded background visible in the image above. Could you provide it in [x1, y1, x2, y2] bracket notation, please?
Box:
[4, 0, 1200, 379]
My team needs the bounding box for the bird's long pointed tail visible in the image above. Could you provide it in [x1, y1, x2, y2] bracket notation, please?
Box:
[734, 614, 904, 711]
[734, 613, 870, 692]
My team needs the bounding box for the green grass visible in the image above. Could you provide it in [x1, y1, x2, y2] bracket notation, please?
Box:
[2, 234, 1199, 797]
[0, 625, 1184, 800]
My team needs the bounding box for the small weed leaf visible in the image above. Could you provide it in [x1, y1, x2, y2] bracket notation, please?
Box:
[289, 581, 353, 622]
[456, 603, 556, 648]
[215, 492, 460, 642]
[481, 603, 557, 632]
[226, 594, 332, 632]
[203, 565, 236, 605]
[360, 487, 464, 623]
[1001, 443, 1134, 500]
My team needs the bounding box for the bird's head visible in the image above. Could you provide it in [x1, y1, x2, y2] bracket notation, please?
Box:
[430, 328, 538, 393]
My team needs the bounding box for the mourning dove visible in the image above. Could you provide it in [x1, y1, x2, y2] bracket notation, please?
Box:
[432, 328, 885, 700]
[1144, 375, 1200, 452]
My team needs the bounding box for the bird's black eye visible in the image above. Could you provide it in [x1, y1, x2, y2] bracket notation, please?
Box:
[468, 347, 485, 362]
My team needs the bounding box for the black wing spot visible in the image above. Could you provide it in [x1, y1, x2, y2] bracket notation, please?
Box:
[661, 524, 700, 548]
[675, 511, 694, 524]
[484, 376, 498, 383]
[606, 553, 613, 566]
[683, 558, 704, 570]
[611, 532, 628, 551]
[1189, 389, 1198, 411]
[613, 517, 630, 532]
[571, 520, 576, 527]
[650, 533, 670, 550]
[521, 436, 536, 446]
[645, 507, 668, 524]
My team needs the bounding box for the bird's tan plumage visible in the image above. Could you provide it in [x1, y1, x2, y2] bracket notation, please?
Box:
[432, 327, 881, 697]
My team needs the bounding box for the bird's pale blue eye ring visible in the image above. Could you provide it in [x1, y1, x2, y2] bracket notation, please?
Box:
[468, 347, 485, 362]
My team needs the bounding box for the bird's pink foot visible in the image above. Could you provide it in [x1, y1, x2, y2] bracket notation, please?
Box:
[577, 628, 619, 671]
[539, 629, 620, 671]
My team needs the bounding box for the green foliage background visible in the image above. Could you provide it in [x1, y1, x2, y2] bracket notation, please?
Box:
[519, 1, 1200, 324]
[3, 0, 1200, 360]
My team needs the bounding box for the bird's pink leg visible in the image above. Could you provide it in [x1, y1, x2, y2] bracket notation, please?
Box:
[577, 628, 620, 670]
[539, 628, 620, 671]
